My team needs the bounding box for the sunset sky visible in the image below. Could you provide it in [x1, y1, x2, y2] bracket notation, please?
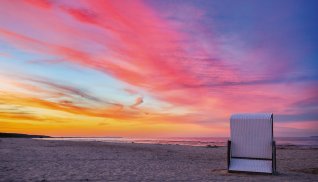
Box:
[0, 0, 317, 137]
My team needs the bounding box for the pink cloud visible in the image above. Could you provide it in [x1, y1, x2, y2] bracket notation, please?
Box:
[130, 97, 143, 110]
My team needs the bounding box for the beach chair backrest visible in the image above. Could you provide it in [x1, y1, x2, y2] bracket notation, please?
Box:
[230, 113, 273, 159]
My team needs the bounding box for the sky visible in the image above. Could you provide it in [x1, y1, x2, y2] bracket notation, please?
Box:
[0, 0, 317, 137]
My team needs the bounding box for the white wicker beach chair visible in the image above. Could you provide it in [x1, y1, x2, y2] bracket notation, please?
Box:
[227, 113, 276, 174]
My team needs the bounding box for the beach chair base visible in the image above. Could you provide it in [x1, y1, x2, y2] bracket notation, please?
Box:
[229, 158, 272, 173]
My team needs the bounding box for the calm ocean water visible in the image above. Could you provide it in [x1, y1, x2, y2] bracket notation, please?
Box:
[40, 137, 318, 147]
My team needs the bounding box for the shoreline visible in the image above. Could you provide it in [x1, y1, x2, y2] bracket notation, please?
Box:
[1, 138, 317, 181]
[34, 136, 318, 148]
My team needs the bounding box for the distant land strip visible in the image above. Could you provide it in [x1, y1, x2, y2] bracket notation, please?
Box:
[0, 132, 51, 138]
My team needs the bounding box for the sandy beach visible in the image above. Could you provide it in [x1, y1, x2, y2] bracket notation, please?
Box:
[0, 139, 317, 181]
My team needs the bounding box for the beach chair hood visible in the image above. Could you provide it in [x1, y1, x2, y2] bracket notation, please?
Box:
[230, 113, 273, 159]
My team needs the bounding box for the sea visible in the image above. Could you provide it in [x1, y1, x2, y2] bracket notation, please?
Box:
[40, 137, 318, 147]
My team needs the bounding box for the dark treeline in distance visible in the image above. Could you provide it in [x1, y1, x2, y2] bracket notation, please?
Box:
[0, 132, 51, 138]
